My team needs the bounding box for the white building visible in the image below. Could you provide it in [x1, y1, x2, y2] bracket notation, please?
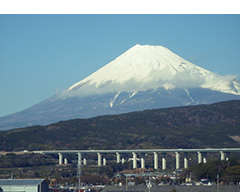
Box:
[0, 179, 49, 192]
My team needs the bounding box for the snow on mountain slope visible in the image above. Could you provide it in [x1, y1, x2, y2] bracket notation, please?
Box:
[1, 44, 240, 131]
[60, 44, 240, 98]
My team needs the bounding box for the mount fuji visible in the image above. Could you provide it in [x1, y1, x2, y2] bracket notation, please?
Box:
[1, 44, 240, 130]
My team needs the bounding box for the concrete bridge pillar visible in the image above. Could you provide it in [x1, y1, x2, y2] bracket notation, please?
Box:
[122, 158, 125, 164]
[58, 153, 63, 165]
[197, 151, 202, 163]
[162, 153, 167, 170]
[132, 152, 137, 169]
[140, 155, 145, 169]
[103, 157, 107, 166]
[220, 151, 225, 161]
[78, 153, 82, 165]
[226, 152, 230, 161]
[184, 152, 188, 169]
[116, 152, 120, 163]
[64, 158, 68, 164]
[153, 152, 158, 170]
[175, 152, 180, 170]
[83, 158, 87, 165]
[97, 153, 102, 166]
[202, 152, 207, 164]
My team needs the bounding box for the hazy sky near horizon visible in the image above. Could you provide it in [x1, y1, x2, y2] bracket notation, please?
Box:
[1, 14, 240, 117]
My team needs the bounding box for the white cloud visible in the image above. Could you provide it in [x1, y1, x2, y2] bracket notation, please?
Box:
[57, 71, 240, 99]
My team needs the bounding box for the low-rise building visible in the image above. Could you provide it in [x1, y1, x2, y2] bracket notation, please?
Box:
[0, 179, 49, 192]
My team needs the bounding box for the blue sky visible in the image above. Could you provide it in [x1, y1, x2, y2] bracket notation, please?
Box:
[0, 14, 240, 117]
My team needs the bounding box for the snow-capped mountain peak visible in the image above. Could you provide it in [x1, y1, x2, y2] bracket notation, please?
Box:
[1, 44, 240, 130]
[62, 44, 240, 97]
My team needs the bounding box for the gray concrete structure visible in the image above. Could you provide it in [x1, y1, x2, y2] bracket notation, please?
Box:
[162, 153, 167, 170]
[226, 152, 230, 161]
[175, 152, 180, 170]
[116, 152, 120, 163]
[140, 156, 145, 169]
[202, 152, 207, 164]
[83, 158, 87, 165]
[197, 151, 202, 164]
[78, 152, 82, 165]
[103, 157, 107, 166]
[97, 152, 102, 166]
[34, 148, 240, 170]
[153, 152, 158, 170]
[64, 158, 68, 164]
[184, 152, 188, 169]
[132, 152, 137, 169]
[220, 151, 225, 160]
[0, 179, 48, 192]
[58, 152, 63, 165]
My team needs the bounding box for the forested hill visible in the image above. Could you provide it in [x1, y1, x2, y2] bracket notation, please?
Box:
[1, 100, 240, 151]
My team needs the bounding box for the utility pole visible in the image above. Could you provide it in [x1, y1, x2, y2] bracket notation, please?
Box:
[217, 174, 219, 192]
[77, 163, 81, 191]
[147, 173, 152, 192]
[125, 175, 128, 190]
[77, 153, 82, 192]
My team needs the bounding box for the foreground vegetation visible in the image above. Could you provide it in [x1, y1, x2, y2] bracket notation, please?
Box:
[181, 158, 240, 184]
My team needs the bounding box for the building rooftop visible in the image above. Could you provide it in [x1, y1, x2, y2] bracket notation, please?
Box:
[0, 179, 45, 186]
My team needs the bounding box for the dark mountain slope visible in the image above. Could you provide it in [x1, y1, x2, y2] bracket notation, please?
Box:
[0, 100, 240, 151]
[1, 88, 240, 131]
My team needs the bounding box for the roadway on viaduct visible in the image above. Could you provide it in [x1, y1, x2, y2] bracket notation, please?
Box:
[32, 148, 240, 154]
[32, 148, 240, 170]
[1, 148, 240, 170]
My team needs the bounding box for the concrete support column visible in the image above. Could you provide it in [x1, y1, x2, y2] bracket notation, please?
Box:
[132, 152, 137, 169]
[226, 152, 230, 161]
[97, 153, 102, 166]
[197, 151, 202, 164]
[220, 151, 225, 161]
[153, 152, 158, 170]
[122, 158, 125, 164]
[83, 158, 87, 165]
[184, 152, 188, 169]
[78, 153, 82, 166]
[64, 158, 68, 164]
[202, 152, 207, 164]
[175, 152, 180, 170]
[116, 152, 120, 163]
[58, 153, 63, 165]
[103, 158, 107, 166]
[162, 153, 167, 170]
[140, 156, 145, 169]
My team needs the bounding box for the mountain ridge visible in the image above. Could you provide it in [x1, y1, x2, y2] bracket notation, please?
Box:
[1, 99, 240, 151]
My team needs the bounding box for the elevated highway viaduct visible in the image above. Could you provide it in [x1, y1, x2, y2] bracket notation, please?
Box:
[33, 148, 240, 170]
